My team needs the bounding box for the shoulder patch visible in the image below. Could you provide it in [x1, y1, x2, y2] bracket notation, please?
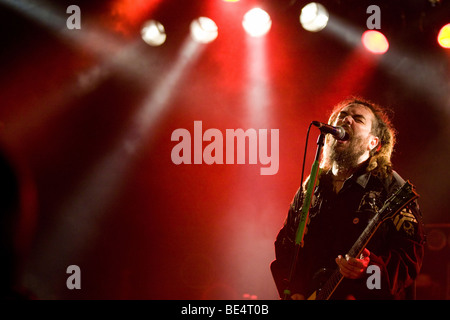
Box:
[392, 206, 418, 236]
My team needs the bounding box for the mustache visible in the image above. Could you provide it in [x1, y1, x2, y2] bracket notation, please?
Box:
[340, 124, 352, 137]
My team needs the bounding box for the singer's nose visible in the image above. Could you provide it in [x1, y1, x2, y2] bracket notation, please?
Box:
[342, 115, 353, 125]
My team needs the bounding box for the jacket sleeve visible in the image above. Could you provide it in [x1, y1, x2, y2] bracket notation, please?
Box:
[274, 187, 304, 262]
[367, 200, 425, 299]
[271, 188, 306, 298]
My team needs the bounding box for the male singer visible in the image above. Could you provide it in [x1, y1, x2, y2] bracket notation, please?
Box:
[271, 98, 425, 300]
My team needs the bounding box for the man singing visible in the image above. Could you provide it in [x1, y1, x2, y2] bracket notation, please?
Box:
[271, 97, 425, 300]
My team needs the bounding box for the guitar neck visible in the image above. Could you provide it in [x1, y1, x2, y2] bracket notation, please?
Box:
[316, 213, 382, 300]
[348, 214, 382, 257]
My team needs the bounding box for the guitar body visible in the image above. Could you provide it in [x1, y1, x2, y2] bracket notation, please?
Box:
[306, 268, 335, 300]
[307, 291, 317, 300]
[305, 268, 336, 300]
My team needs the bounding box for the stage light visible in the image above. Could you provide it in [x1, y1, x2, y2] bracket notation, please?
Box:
[141, 20, 166, 46]
[190, 17, 218, 43]
[300, 2, 329, 32]
[437, 23, 450, 49]
[361, 30, 389, 54]
[242, 8, 272, 37]
[427, 229, 447, 251]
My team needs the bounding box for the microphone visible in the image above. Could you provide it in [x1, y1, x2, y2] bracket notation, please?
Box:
[312, 121, 349, 141]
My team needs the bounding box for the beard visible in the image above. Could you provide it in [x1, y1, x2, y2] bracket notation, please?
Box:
[328, 133, 369, 169]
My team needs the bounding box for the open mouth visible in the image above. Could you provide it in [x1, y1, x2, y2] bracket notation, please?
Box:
[342, 126, 352, 139]
[336, 139, 349, 145]
[335, 127, 351, 144]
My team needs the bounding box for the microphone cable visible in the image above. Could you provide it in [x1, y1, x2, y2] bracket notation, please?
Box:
[292, 122, 314, 211]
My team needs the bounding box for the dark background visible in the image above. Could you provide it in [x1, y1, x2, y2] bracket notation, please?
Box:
[0, 0, 449, 299]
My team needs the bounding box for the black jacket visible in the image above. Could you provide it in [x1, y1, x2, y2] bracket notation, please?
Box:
[271, 164, 425, 300]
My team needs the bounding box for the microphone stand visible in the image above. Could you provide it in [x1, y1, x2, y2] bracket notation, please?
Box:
[283, 132, 325, 300]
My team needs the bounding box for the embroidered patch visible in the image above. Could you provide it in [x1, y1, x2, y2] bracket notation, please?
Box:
[357, 190, 382, 212]
[393, 207, 418, 236]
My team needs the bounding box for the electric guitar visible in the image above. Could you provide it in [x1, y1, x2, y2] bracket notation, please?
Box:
[307, 180, 419, 300]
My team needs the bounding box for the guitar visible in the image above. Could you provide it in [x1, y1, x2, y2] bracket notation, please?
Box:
[307, 180, 419, 300]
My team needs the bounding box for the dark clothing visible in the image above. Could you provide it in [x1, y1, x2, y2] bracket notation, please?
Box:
[271, 163, 425, 300]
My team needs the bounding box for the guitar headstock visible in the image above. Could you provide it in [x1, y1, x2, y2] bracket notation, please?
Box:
[380, 181, 419, 222]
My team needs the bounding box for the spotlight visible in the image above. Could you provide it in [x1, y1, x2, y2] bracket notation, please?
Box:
[300, 2, 329, 32]
[141, 20, 166, 46]
[437, 23, 450, 49]
[190, 17, 219, 43]
[242, 8, 272, 37]
[361, 30, 389, 54]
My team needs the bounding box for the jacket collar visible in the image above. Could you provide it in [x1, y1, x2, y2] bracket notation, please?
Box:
[354, 171, 371, 189]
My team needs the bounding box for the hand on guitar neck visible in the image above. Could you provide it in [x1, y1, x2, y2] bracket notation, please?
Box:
[290, 248, 371, 300]
[335, 248, 371, 279]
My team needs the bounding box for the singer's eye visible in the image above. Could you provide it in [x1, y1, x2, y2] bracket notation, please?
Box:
[353, 116, 365, 124]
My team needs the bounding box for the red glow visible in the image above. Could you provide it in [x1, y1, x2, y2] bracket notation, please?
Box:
[107, 0, 164, 36]
[315, 48, 377, 117]
[361, 30, 389, 54]
[437, 23, 450, 49]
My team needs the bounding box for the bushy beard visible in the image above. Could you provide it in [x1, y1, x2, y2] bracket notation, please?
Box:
[328, 134, 368, 169]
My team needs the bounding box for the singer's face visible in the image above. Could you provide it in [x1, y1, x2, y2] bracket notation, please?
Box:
[334, 104, 375, 139]
[328, 104, 379, 167]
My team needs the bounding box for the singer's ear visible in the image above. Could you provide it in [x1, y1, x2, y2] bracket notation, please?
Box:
[369, 136, 380, 152]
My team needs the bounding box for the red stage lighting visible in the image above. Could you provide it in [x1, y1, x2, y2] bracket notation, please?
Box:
[361, 30, 389, 54]
[437, 23, 450, 49]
